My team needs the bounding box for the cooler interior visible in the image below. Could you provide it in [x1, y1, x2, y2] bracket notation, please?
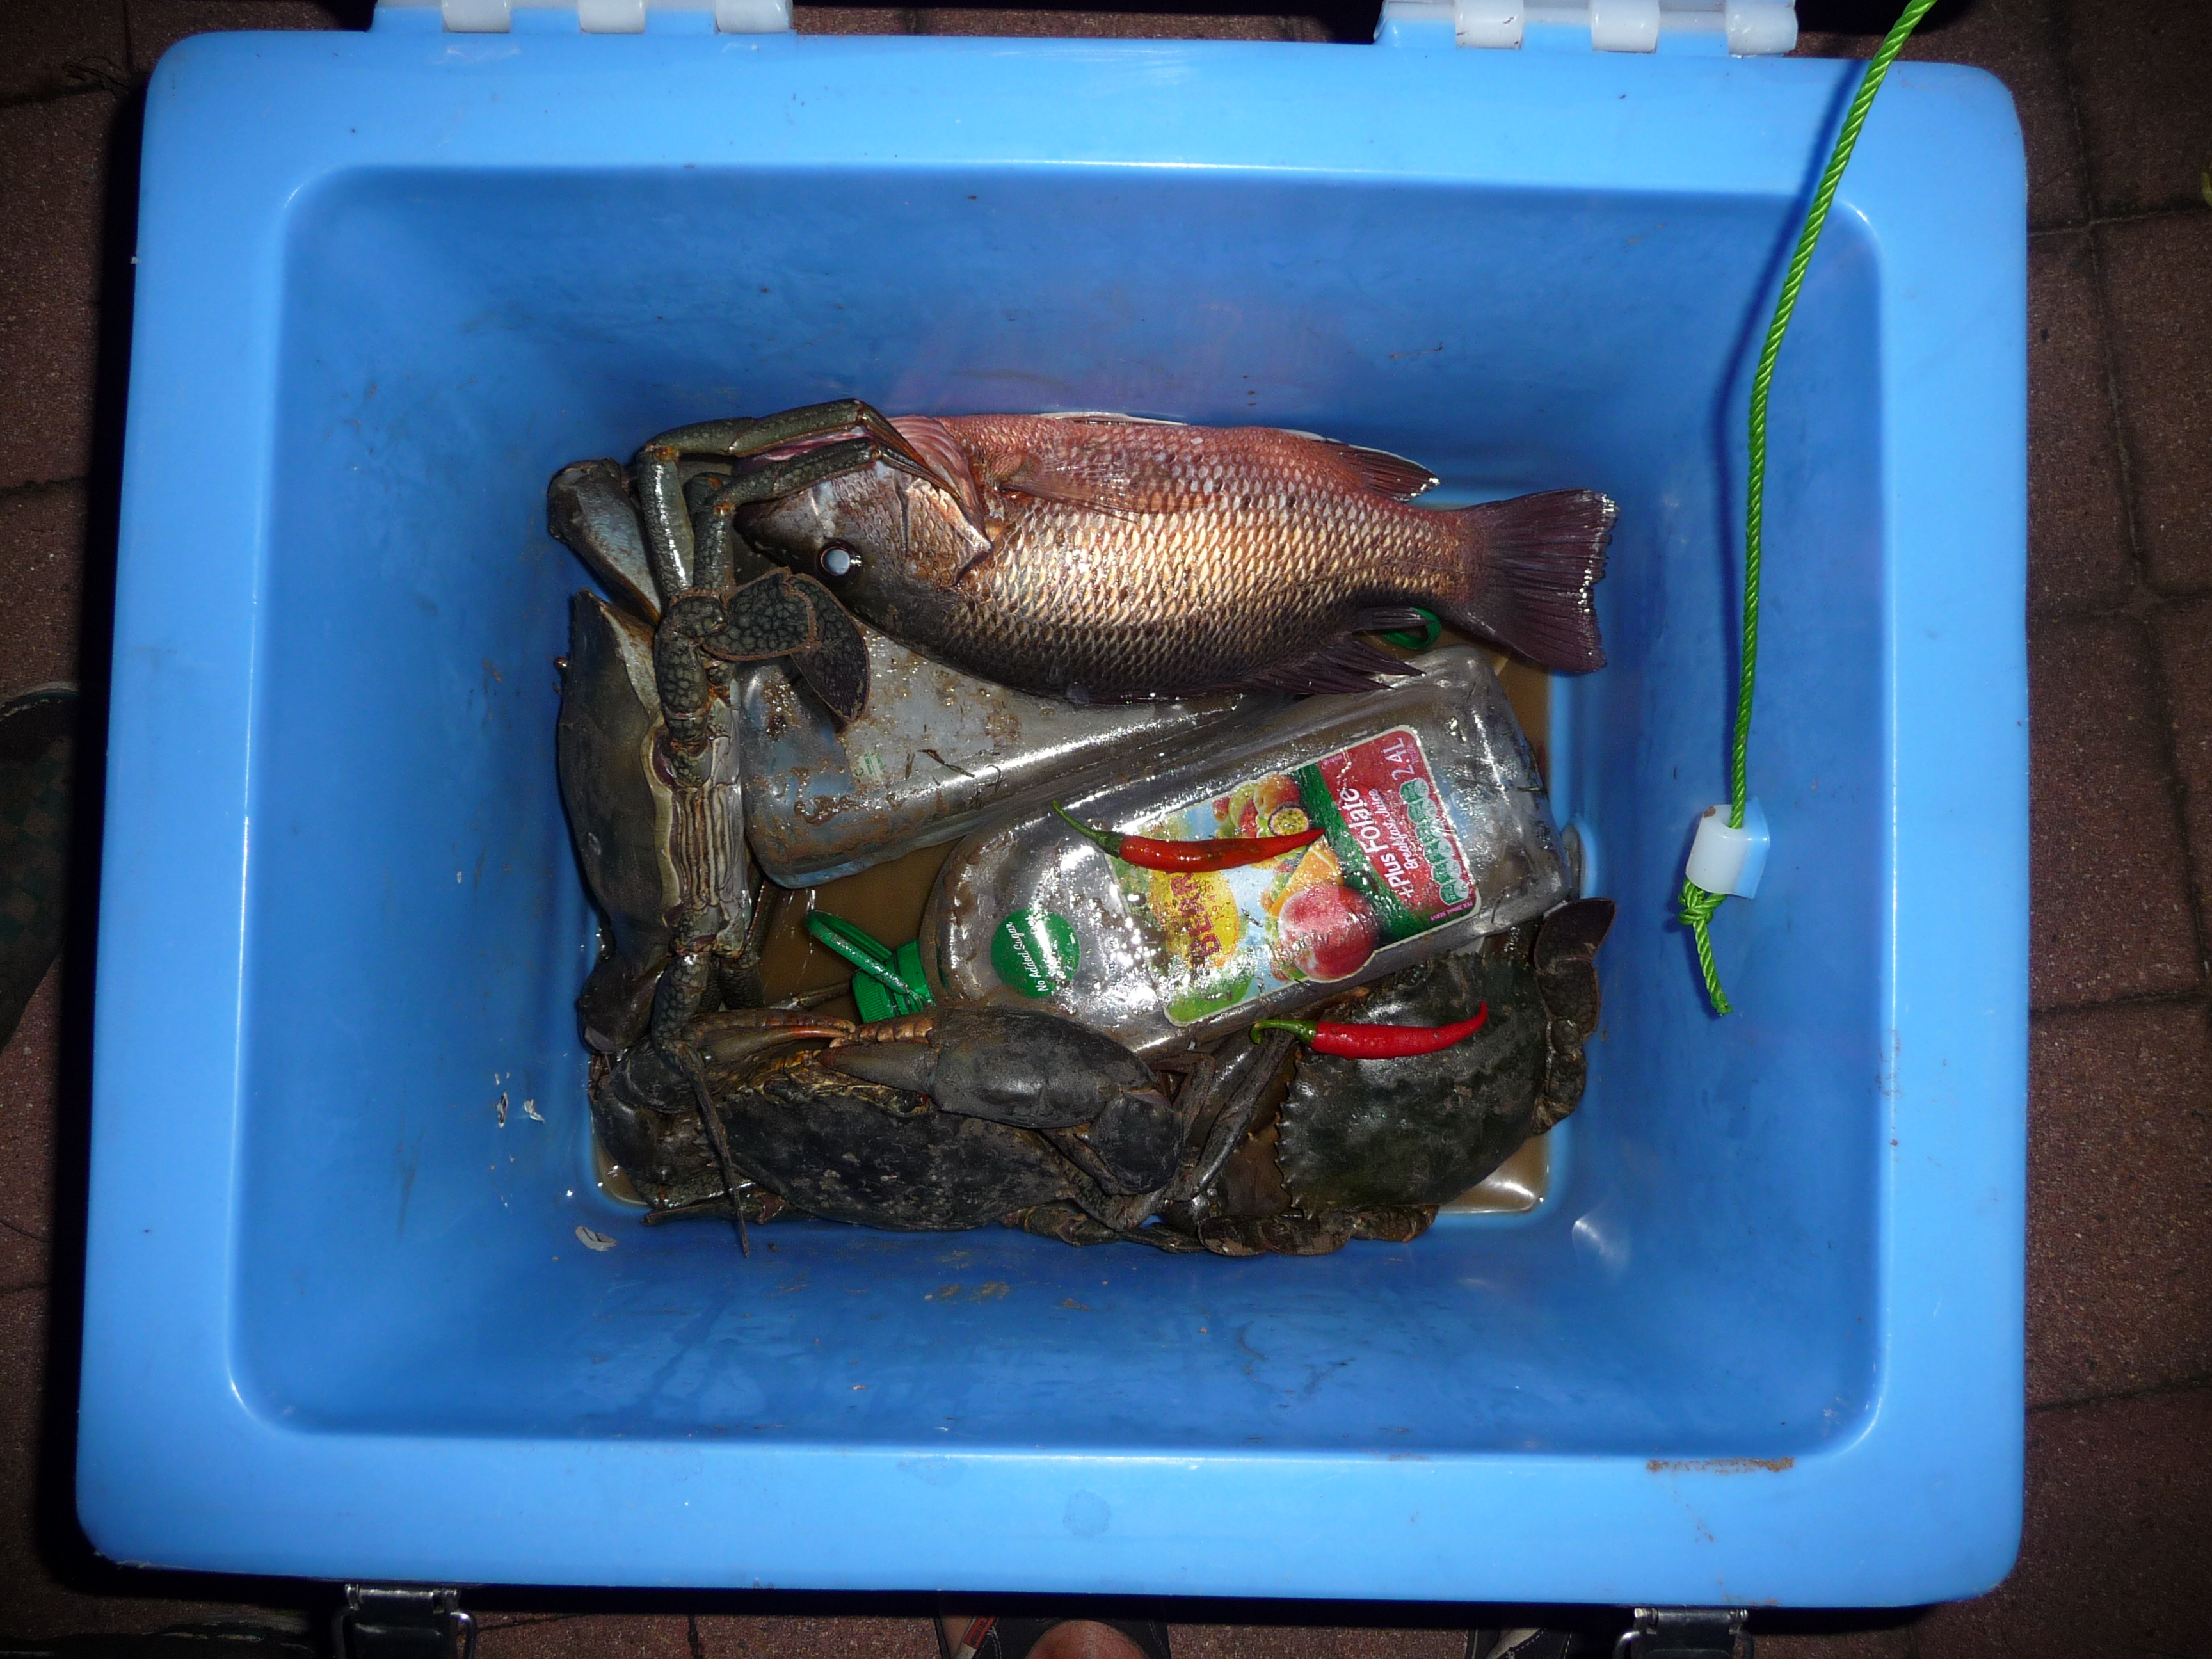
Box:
[233, 159, 1882, 1459]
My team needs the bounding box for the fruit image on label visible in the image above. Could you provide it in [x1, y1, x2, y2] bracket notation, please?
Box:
[991, 908, 1080, 998]
[1274, 879, 1381, 982]
[1114, 726, 1477, 1023]
[1148, 869, 1253, 1022]
[1148, 869, 1243, 976]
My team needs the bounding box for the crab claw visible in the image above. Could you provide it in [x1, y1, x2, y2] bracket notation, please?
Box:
[821, 1007, 1190, 1195]
[691, 1008, 853, 1088]
[1529, 897, 1615, 1134]
[785, 592, 870, 726]
[668, 569, 870, 728]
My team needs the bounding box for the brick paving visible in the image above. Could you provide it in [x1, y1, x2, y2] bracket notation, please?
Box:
[3, 0, 2208, 1652]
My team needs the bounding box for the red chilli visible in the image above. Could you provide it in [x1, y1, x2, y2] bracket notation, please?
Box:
[1252, 1005, 1489, 1059]
[1052, 802, 1324, 873]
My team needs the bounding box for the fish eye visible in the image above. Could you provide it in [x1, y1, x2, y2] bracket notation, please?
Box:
[820, 541, 859, 579]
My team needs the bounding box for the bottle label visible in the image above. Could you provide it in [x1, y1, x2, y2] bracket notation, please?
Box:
[1116, 726, 1479, 1024]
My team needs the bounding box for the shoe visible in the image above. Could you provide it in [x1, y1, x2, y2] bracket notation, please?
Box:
[1470, 1633, 1575, 1659]
[0, 1618, 316, 1659]
[938, 1614, 1171, 1659]
[0, 684, 75, 1050]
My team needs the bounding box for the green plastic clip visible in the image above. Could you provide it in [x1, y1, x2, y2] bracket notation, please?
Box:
[1379, 609, 1441, 653]
[805, 913, 933, 1023]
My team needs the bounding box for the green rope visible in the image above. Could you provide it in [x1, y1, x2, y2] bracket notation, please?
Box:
[1682, 0, 1936, 1015]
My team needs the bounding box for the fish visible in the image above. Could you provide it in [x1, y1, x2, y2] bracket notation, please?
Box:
[731, 412, 1614, 703]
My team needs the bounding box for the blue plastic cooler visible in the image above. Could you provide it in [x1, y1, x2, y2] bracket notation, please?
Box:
[83, 18, 2026, 1605]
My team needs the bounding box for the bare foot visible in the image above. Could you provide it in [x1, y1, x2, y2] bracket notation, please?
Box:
[936, 1617, 1157, 1659]
[1030, 1624, 1153, 1659]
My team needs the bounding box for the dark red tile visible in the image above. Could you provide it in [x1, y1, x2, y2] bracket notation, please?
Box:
[0, 0, 129, 105]
[1169, 1629, 1461, 1659]
[2053, 0, 2212, 218]
[0, 1211, 40, 1301]
[2155, 595, 2212, 913]
[125, 0, 360, 74]
[2028, 614, 2199, 1007]
[0, 482, 87, 695]
[1917, 1387, 2212, 1659]
[0, 94, 113, 493]
[2028, 1000, 2212, 1406]
[0, 1286, 58, 1627]
[794, 7, 914, 32]
[2026, 233, 2131, 613]
[1752, 1629, 1915, 1659]
[474, 1616, 695, 1659]
[1795, 0, 2085, 232]
[2099, 212, 2212, 595]
[697, 1615, 937, 1658]
[913, 10, 1300, 36]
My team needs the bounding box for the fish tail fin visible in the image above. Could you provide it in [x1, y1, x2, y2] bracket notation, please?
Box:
[1436, 489, 1616, 673]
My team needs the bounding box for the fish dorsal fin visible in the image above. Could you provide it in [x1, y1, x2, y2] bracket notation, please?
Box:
[1037, 410, 1189, 426]
[1044, 420, 1435, 502]
[987, 418, 1438, 520]
[1327, 442, 1439, 501]
[888, 413, 990, 531]
[1041, 417, 1434, 501]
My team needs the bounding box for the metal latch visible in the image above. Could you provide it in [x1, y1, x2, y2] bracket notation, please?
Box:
[1615, 1608, 1750, 1659]
[335, 1587, 477, 1659]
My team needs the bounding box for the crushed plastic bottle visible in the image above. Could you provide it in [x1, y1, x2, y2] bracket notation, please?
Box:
[737, 626, 1268, 886]
[920, 646, 1570, 1056]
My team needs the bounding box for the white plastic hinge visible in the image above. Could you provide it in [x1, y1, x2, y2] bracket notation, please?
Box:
[1455, 0, 1522, 45]
[1685, 799, 1769, 898]
[1381, 0, 1794, 52]
[713, 0, 791, 29]
[1588, 0, 1660, 51]
[437, 0, 509, 29]
[579, 0, 647, 29]
[374, 0, 792, 33]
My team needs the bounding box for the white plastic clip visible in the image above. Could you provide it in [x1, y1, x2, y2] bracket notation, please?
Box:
[1587, 0, 1660, 51]
[714, 0, 792, 29]
[1685, 799, 1769, 898]
[1456, 0, 1525, 47]
[1724, 0, 1797, 52]
[578, 0, 647, 30]
[440, 0, 511, 29]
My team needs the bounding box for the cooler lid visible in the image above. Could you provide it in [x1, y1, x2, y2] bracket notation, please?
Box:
[369, 0, 1798, 52]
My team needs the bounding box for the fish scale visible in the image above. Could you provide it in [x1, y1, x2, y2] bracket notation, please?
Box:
[937, 473, 1460, 696]
[735, 410, 1614, 703]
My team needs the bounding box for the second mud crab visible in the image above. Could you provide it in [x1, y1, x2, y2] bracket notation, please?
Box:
[591, 899, 1612, 1256]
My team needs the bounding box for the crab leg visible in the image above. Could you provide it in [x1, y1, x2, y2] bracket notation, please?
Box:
[650, 438, 892, 739]
[1169, 1028, 1295, 1207]
[650, 399, 926, 468]
[547, 459, 662, 625]
[600, 934, 744, 1249]
[632, 400, 932, 604]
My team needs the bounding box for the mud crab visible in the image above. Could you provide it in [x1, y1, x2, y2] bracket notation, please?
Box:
[591, 898, 1612, 1255]
[551, 402, 929, 1054]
